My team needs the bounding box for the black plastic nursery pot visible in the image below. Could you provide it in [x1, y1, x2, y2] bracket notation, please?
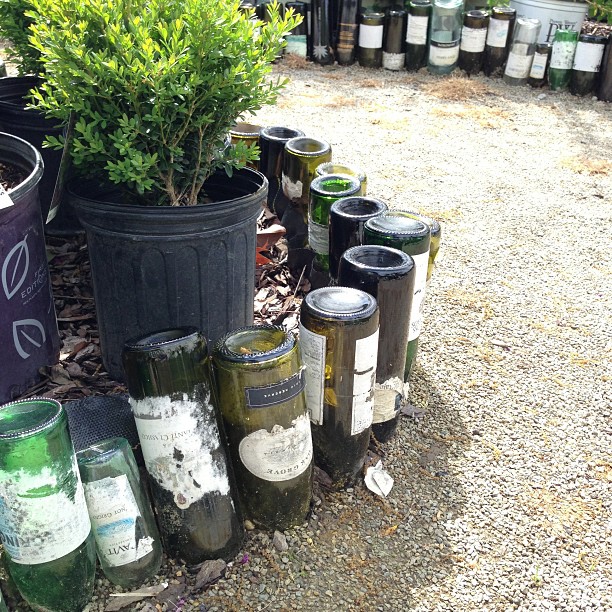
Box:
[68, 167, 268, 381]
[0, 132, 60, 402]
[0, 76, 81, 235]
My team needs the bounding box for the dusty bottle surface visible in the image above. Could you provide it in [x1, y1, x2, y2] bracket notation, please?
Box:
[122, 327, 244, 568]
[570, 34, 607, 96]
[405, 0, 432, 71]
[548, 28, 578, 91]
[0, 398, 96, 612]
[528, 42, 552, 87]
[458, 10, 489, 76]
[483, 6, 516, 77]
[212, 325, 313, 530]
[300, 287, 379, 484]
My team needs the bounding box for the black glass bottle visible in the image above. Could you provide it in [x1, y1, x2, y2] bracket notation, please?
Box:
[122, 328, 244, 568]
[483, 6, 516, 78]
[329, 196, 388, 282]
[359, 12, 385, 68]
[405, 0, 432, 71]
[570, 34, 608, 97]
[528, 42, 552, 87]
[285, 2, 309, 58]
[458, 10, 489, 76]
[336, 0, 361, 65]
[383, 8, 407, 71]
[311, 0, 334, 65]
[300, 287, 379, 485]
[338, 246, 415, 443]
[597, 35, 612, 103]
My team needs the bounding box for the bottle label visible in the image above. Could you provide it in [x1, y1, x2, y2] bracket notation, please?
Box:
[238, 414, 313, 482]
[550, 41, 577, 70]
[408, 251, 429, 341]
[406, 15, 429, 45]
[351, 329, 379, 434]
[131, 392, 231, 510]
[282, 173, 303, 201]
[285, 35, 307, 58]
[0, 457, 91, 565]
[505, 50, 533, 79]
[299, 324, 326, 426]
[486, 19, 510, 48]
[245, 370, 305, 408]
[359, 24, 384, 50]
[460, 26, 487, 53]
[529, 51, 548, 79]
[372, 377, 404, 425]
[83, 475, 154, 568]
[308, 220, 329, 256]
[428, 40, 460, 67]
[383, 52, 405, 71]
[572, 41, 605, 73]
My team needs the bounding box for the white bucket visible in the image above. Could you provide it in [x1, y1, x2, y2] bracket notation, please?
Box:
[509, 0, 589, 43]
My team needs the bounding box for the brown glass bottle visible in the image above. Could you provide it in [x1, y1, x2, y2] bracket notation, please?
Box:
[528, 42, 552, 87]
[458, 10, 489, 76]
[483, 7, 516, 78]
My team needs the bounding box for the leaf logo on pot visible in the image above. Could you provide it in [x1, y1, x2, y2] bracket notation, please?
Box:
[2, 237, 30, 300]
[12, 319, 46, 359]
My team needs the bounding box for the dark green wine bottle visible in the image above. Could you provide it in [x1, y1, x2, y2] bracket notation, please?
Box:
[359, 12, 385, 68]
[570, 34, 607, 97]
[364, 212, 430, 380]
[338, 246, 415, 443]
[383, 8, 407, 71]
[483, 7, 516, 78]
[528, 42, 552, 88]
[405, 0, 431, 71]
[300, 287, 379, 485]
[548, 28, 578, 91]
[336, 0, 361, 65]
[458, 10, 489, 76]
[122, 328, 244, 568]
[311, 0, 334, 65]
[211, 325, 313, 530]
[597, 35, 612, 102]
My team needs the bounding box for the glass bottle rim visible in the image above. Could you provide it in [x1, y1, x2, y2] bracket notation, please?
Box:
[285, 136, 331, 158]
[260, 126, 305, 143]
[77, 436, 132, 467]
[214, 324, 295, 364]
[403, 210, 441, 237]
[310, 174, 362, 198]
[491, 6, 516, 16]
[331, 196, 388, 220]
[303, 287, 378, 321]
[0, 398, 63, 440]
[315, 161, 366, 183]
[365, 212, 430, 239]
[577, 34, 608, 44]
[466, 9, 488, 18]
[342, 245, 415, 275]
[229, 122, 263, 138]
[123, 326, 203, 353]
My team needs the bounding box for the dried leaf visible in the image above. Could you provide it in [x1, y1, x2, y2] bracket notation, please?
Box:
[105, 583, 168, 611]
[194, 559, 227, 590]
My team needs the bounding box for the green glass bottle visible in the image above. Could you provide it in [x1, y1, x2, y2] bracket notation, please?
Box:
[122, 328, 244, 568]
[0, 589, 7, 612]
[0, 398, 96, 612]
[405, 0, 432, 71]
[77, 437, 163, 588]
[548, 29, 578, 91]
[403, 211, 442, 284]
[570, 34, 608, 97]
[211, 325, 313, 531]
[309, 174, 362, 274]
[458, 10, 490, 76]
[364, 213, 430, 380]
[315, 161, 367, 195]
[300, 287, 379, 486]
[359, 12, 385, 68]
[383, 8, 407, 71]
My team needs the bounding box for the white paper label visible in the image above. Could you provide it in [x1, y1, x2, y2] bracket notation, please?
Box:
[0, 461, 91, 564]
[299, 324, 326, 426]
[0, 184, 14, 210]
[529, 52, 548, 79]
[486, 19, 510, 48]
[285, 35, 307, 57]
[359, 24, 384, 49]
[406, 15, 429, 45]
[282, 173, 303, 201]
[504, 50, 534, 79]
[308, 220, 328, 256]
[572, 41, 605, 73]
[130, 393, 230, 510]
[352, 329, 379, 434]
[383, 52, 405, 71]
[84, 475, 154, 567]
[460, 26, 487, 53]
[408, 251, 429, 341]
[550, 41, 577, 69]
[238, 414, 313, 482]
[372, 377, 403, 424]
[428, 41, 460, 67]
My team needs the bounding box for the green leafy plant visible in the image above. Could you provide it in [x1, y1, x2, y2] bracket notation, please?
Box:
[0, 0, 41, 75]
[586, 0, 612, 20]
[27, 0, 300, 206]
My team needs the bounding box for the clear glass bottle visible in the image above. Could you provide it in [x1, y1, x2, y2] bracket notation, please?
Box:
[0, 398, 96, 612]
[483, 6, 516, 77]
[359, 12, 385, 68]
[315, 161, 367, 195]
[383, 8, 407, 71]
[427, 0, 463, 75]
[548, 28, 578, 91]
[285, 2, 309, 58]
[211, 325, 313, 530]
[299, 287, 379, 485]
[328, 196, 388, 282]
[77, 437, 163, 588]
[503, 18, 541, 86]
[458, 10, 490, 76]
[311, 0, 334, 65]
[122, 328, 244, 568]
[570, 34, 608, 97]
[405, 0, 432, 71]
[339, 246, 415, 443]
[364, 213, 430, 380]
[528, 42, 552, 88]
[336, 0, 361, 65]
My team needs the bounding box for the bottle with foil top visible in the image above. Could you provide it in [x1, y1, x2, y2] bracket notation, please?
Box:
[570, 34, 608, 97]
[0, 398, 96, 612]
[405, 0, 432, 71]
[309, 173, 362, 274]
[316, 161, 367, 195]
[122, 328, 244, 567]
[285, 2, 309, 58]
[427, 0, 463, 75]
[458, 10, 490, 76]
[300, 287, 379, 485]
[77, 437, 163, 588]
[503, 18, 541, 85]
[483, 6, 516, 77]
[211, 325, 313, 530]
[329, 196, 388, 282]
[336, 0, 361, 65]
[359, 12, 385, 68]
[364, 212, 430, 380]
[338, 246, 415, 443]
[402, 211, 442, 285]
[383, 8, 407, 71]
[311, 0, 334, 65]
[548, 28, 578, 91]
[528, 42, 552, 87]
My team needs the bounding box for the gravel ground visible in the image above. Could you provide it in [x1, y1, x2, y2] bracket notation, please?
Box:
[4, 60, 612, 611]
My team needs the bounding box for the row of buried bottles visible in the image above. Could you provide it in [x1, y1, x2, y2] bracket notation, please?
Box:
[0, 216, 439, 611]
[246, 0, 612, 99]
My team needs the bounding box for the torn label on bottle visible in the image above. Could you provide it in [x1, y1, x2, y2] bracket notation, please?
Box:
[373, 377, 403, 424]
[281, 174, 303, 201]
